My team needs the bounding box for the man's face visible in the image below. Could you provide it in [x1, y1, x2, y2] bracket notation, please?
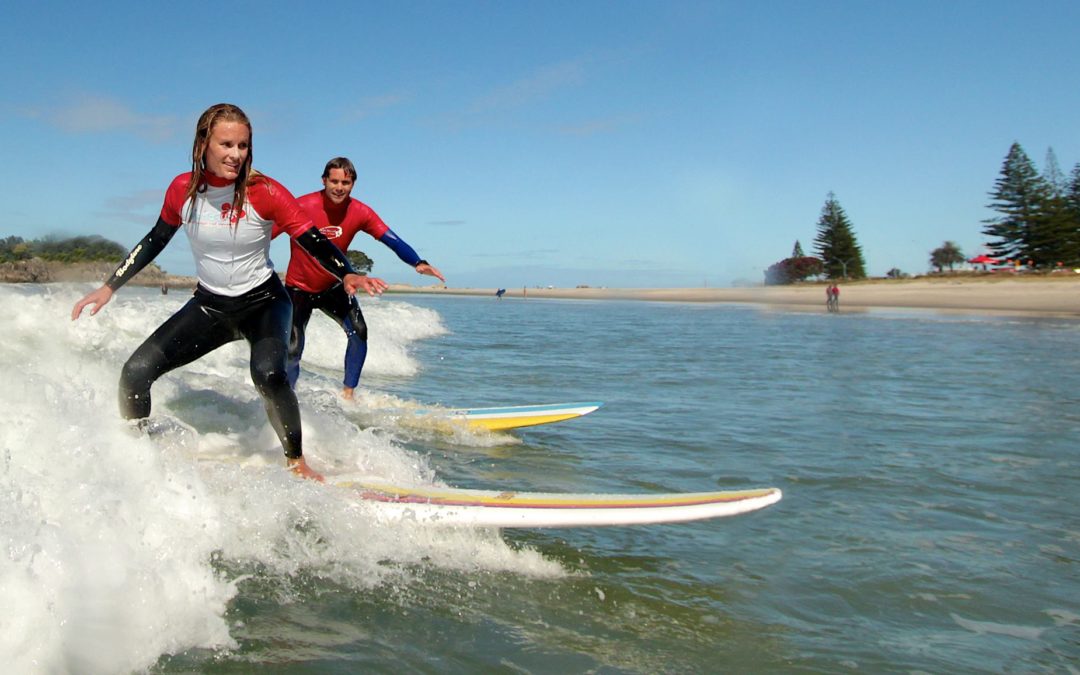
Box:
[322, 168, 355, 204]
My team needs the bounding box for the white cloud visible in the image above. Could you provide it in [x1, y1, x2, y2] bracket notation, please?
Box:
[341, 92, 412, 123]
[98, 189, 166, 224]
[31, 95, 180, 142]
[557, 114, 639, 137]
[427, 59, 590, 131]
[469, 61, 586, 114]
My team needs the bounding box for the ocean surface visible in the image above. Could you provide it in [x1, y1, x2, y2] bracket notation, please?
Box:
[1, 283, 1077, 673]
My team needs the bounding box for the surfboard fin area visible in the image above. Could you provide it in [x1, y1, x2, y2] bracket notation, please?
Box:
[336, 480, 782, 528]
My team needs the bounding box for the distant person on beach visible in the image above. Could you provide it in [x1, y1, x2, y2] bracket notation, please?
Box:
[825, 284, 834, 311]
[70, 104, 373, 482]
[272, 157, 444, 400]
[496, 288, 506, 298]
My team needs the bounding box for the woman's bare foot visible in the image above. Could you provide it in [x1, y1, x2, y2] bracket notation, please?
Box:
[287, 456, 325, 482]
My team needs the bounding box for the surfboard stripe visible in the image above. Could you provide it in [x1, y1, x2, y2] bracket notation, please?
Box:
[454, 402, 603, 417]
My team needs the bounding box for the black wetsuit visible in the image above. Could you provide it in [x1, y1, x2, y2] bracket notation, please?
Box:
[120, 275, 303, 457]
[105, 171, 358, 461]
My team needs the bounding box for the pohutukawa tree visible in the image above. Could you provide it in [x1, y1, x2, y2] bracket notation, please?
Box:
[929, 241, 965, 272]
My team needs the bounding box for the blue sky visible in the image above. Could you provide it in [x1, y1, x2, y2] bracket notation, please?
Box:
[2, 1, 1078, 288]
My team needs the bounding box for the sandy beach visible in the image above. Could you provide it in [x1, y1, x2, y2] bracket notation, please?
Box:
[7, 265, 1078, 316]
[386, 275, 1080, 317]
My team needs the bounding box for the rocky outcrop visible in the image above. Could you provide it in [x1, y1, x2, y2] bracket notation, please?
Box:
[0, 259, 193, 287]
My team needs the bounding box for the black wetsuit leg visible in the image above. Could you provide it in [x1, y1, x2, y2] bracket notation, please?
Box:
[120, 276, 304, 459]
[285, 286, 316, 388]
[119, 297, 237, 419]
[235, 280, 301, 458]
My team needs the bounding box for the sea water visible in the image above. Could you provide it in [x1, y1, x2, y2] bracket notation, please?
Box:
[1, 284, 1077, 673]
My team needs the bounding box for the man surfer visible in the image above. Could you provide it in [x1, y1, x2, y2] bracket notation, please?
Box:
[272, 157, 444, 399]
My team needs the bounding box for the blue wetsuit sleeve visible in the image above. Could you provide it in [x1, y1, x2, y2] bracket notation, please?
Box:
[105, 217, 179, 290]
[378, 229, 423, 267]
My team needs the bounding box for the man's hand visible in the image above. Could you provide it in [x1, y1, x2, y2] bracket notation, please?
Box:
[416, 262, 445, 283]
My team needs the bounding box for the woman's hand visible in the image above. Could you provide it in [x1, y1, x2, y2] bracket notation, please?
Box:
[343, 273, 388, 296]
[71, 285, 115, 320]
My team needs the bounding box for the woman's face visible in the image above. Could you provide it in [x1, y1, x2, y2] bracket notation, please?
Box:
[203, 120, 250, 180]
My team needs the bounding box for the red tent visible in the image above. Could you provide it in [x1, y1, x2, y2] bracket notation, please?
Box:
[968, 254, 1000, 265]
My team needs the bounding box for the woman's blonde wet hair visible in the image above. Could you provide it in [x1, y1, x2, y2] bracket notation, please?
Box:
[186, 103, 261, 221]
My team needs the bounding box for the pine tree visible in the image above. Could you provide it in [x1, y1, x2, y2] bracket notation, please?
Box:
[982, 142, 1053, 265]
[1035, 148, 1077, 266]
[792, 240, 805, 258]
[1062, 164, 1080, 265]
[1069, 165, 1080, 217]
[1044, 147, 1066, 197]
[813, 192, 866, 279]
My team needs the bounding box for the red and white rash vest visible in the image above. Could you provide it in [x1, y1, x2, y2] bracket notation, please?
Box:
[272, 191, 389, 294]
[160, 172, 313, 296]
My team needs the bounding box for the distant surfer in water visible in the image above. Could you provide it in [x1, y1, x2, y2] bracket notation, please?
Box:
[70, 104, 378, 482]
[272, 157, 444, 400]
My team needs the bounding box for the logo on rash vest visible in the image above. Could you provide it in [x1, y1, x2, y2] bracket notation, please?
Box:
[220, 203, 246, 224]
[320, 226, 343, 240]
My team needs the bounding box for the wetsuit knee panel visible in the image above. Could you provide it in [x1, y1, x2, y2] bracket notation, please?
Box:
[250, 339, 290, 389]
[347, 305, 368, 341]
[120, 345, 165, 387]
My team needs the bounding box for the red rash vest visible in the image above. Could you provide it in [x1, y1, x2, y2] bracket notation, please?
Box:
[272, 191, 390, 293]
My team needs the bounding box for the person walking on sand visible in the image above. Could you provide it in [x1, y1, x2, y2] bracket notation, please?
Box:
[71, 104, 375, 482]
[825, 284, 835, 312]
[272, 157, 444, 400]
[831, 284, 840, 311]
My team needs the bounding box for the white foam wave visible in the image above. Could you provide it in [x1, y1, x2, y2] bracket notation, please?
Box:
[0, 284, 561, 673]
[297, 296, 447, 382]
[950, 613, 1046, 641]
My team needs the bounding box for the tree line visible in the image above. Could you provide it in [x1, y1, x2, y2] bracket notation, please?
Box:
[982, 143, 1080, 268]
[766, 142, 1079, 285]
[0, 235, 128, 264]
[2, 233, 379, 276]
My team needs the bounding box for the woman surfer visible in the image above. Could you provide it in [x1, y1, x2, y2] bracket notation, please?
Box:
[71, 103, 382, 481]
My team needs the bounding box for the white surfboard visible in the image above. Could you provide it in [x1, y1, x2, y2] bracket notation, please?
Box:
[337, 480, 782, 528]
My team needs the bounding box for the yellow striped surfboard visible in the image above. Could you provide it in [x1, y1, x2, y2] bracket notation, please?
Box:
[451, 402, 603, 431]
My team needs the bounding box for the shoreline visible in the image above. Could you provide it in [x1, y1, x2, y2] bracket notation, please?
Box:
[386, 276, 1080, 317]
[8, 270, 1080, 317]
